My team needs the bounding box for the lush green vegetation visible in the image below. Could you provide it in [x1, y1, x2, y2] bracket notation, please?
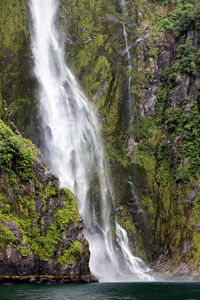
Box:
[0, 0, 35, 135]
[58, 241, 84, 266]
[131, 0, 200, 267]
[162, 1, 200, 36]
[0, 222, 15, 247]
[0, 119, 35, 185]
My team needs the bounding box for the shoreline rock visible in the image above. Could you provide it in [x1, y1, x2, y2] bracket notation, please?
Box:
[0, 275, 98, 284]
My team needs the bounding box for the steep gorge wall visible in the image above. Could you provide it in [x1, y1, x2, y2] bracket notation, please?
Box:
[129, 0, 200, 277]
[61, 0, 200, 277]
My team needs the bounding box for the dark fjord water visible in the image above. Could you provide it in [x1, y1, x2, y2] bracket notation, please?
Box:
[0, 282, 200, 300]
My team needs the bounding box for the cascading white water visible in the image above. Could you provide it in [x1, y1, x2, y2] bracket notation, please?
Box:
[120, 0, 126, 9]
[29, 0, 153, 282]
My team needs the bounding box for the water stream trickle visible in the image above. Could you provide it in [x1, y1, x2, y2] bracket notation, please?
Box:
[28, 0, 153, 282]
[122, 22, 134, 117]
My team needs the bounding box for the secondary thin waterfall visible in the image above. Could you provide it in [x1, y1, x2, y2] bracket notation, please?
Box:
[122, 22, 133, 114]
[29, 0, 153, 282]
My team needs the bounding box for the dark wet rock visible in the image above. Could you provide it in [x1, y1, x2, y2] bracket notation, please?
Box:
[187, 181, 200, 202]
[156, 50, 171, 78]
[105, 14, 120, 23]
[169, 77, 190, 108]
[140, 87, 158, 117]
[171, 134, 183, 174]
[189, 78, 199, 99]
[93, 81, 108, 103]
[126, 136, 138, 159]
[0, 274, 98, 284]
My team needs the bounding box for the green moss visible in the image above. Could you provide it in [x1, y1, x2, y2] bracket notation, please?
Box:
[135, 151, 156, 172]
[8, 170, 19, 194]
[173, 39, 197, 79]
[34, 176, 43, 195]
[17, 246, 31, 257]
[62, 0, 119, 97]
[119, 209, 138, 235]
[1, 204, 11, 216]
[0, 120, 34, 187]
[58, 241, 84, 266]
[0, 223, 15, 247]
[141, 196, 156, 218]
[0, 0, 29, 53]
[0, 0, 34, 134]
[161, 2, 198, 37]
[10, 189, 79, 261]
[134, 89, 200, 265]
[15, 190, 79, 261]
[191, 231, 200, 269]
[56, 189, 79, 228]
[44, 186, 60, 199]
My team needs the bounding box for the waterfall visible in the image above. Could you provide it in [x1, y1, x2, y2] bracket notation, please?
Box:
[28, 0, 153, 282]
[122, 22, 134, 116]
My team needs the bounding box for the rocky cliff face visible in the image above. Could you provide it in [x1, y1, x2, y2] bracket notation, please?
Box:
[131, 1, 200, 278]
[0, 120, 96, 283]
[61, 0, 200, 278]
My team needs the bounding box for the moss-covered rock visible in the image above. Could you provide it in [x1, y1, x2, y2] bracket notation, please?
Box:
[129, 0, 200, 278]
[0, 120, 96, 282]
[0, 0, 36, 136]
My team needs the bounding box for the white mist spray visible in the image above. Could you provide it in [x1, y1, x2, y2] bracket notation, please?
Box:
[29, 0, 153, 282]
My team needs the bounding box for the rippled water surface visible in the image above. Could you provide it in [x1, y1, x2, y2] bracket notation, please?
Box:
[0, 282, 200, 300]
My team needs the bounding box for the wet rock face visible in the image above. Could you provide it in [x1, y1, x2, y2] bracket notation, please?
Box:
[140, 87, 158, 117]
[0, 122, 96, 283]
[139, 27, 193, 117]
[0, 219, 90, 278]
[134, 4, 200, 276]
[169, 77, 190, 108]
